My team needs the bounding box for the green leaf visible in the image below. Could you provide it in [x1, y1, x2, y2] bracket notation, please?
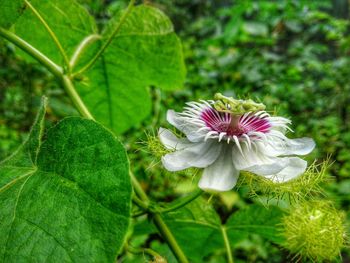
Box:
[76, 5, 186, 133]
[162, 198, 224, 262]
[0, 97, 132, 262]
[14, 0, 97, 65]
[0, 0, 26, 29]
[161, 199, 285, 262]
[12, 2, 185, 133]
[226, 204, 285, 244]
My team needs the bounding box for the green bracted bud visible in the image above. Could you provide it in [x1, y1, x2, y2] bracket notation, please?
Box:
[282, 200, 346, 261]
[213, 93, 266, 114]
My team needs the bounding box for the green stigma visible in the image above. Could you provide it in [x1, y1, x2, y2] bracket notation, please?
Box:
[213, 93, 266, 115]
[282, 200, 346, 261]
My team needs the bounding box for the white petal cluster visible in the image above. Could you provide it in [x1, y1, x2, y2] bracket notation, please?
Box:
[159, 100, 315, 192]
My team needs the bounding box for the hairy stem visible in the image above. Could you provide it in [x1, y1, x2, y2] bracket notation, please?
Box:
[24, 0, 71, 72]
[0, 28, 62, 78]
[73, 0, 136, 76]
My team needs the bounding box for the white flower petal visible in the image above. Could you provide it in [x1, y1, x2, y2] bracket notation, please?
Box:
[161, 140, 222, 171]
[265, 136, 315, 156]
[232, 142, 276, 170]
[167, 110, 206, 142]
[199, 146, 239, 191]
[244, 157, 290, 176]
[158, 128, 190, 150]
[264, 157, 307, 182]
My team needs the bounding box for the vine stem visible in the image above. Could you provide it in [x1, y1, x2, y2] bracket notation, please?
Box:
[61, 76, 94, 119]
[0, 28, 62, 78]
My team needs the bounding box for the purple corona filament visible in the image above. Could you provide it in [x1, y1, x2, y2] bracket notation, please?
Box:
[201, 108, 271, 138]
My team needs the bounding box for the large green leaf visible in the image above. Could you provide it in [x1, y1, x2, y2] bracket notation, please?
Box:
[14, 0, 96, 65]
[76, 5, 186, 133]
[0, 98, 132, 262]
[12, 2, 185, 134]
[160, 199, 285, 262]
[0, 0, 26, 29]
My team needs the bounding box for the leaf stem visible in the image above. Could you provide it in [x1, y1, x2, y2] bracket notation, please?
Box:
[70, 34, 101, 69]
[130, 172, 189, 263]
[73, 0, 136, 76]
[0, 27, 62, 78]
[132, 188, 203, 216]
[24, 0, 71, 72]
[126, 244, 162, 259]
[157, 189, 203, 214]
[132, 194, 149, 210]
[152, 214, 189, 263]
[221, 226, 234, 263]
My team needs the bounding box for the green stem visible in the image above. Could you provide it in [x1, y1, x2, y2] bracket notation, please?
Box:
[132, 189, 203, 216]
[158, 189, 203, 213]
[130, 172, 189, 263]
[221, 226, 234, 263]
[126, 244, 162, 259]
[73, 0, 136, 76]
[61, 76, 94, 119]
[24, 0, 71, 72]
[152, 213, 189, 263]
[0, 28, 62, 78]
[132, 209, 147, 217]
[132, 194, 148, 210]
[70, 34, 101, 69]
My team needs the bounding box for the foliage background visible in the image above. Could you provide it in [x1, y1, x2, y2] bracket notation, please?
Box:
[1, 0, 349, 261]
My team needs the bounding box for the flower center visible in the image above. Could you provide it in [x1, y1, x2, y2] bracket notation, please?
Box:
[201, 108, 270, 137]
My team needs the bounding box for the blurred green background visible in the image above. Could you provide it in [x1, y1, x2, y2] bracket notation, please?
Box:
[1, 0, 349, 261]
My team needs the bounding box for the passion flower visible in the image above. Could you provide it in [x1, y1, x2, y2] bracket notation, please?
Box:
[159, 94, 315, 191]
